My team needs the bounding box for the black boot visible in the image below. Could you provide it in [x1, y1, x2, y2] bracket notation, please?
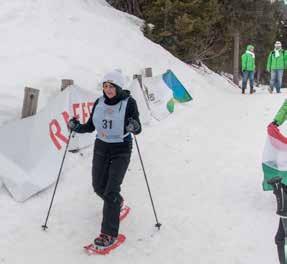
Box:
[94, 233, 116, 247]
[250, 87, 256, 94]
[268, 87, 273, 94]
[276, 219, 287, 264]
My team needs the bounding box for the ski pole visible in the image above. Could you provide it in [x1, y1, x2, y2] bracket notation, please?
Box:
[134, 135, 162, 230]
[42, 130, 73, 231]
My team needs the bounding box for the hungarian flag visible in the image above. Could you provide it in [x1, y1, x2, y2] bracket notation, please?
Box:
[142, 70, 192, 120]
[262, 124, 287, 190]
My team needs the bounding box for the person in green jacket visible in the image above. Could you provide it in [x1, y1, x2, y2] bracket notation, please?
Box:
[241, 44, 256, 94]
[268, 100, 287, 263]
[266, 41, 285, 93]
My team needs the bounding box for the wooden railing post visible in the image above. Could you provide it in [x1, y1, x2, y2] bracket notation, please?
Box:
[144, 67, 153, 78]
[133, 73, 151, 110]
[21, 87, 39, 119]
[61, 79, 74, 91]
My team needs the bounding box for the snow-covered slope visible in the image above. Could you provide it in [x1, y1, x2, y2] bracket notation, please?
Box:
[0, 1, 286, 263]
[0, 0, 191, 124]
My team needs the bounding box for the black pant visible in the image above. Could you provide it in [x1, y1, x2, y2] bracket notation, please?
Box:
[92, 139, 132, 237]
[275, 218, 287, 264]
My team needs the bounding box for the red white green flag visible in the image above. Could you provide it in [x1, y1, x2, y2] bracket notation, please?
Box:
[262, 124, 287, 190]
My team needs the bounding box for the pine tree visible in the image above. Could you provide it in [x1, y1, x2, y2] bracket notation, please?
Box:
[106, 0, 147, 18]
[109, 0, 284, 84]
[142, 0, 223, 63]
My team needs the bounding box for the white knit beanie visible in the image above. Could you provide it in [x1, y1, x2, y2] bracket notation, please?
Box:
[102, 69, 125, 89]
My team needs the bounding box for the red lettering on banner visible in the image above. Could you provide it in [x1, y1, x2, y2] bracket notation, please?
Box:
[62, 111, 70, 126]
[49, 119, 69, 150]
[73, 103, 80, 120]
[82, 103, 89, 123]
[49, 101, 94, 150]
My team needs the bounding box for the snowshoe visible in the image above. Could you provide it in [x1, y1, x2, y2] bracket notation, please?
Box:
[84, 234, 126, 255]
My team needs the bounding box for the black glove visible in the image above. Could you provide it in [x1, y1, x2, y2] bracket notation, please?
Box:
[272, 120, 279, 127]
[126, 118, 140, 134]
[68, 117, 81, 132]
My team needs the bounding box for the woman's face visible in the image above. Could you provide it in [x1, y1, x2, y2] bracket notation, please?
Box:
[103, 82, 116, 99]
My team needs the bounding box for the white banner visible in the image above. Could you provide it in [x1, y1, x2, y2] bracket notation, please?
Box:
[128, 70, 192, 122]
[0, 85, 96, 202]
[142, 74, 173, 121]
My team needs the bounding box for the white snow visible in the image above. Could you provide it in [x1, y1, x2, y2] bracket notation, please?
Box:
[0, 0, 285, 263]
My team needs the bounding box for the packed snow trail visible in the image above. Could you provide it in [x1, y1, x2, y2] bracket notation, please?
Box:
[0, 0, 286, 263]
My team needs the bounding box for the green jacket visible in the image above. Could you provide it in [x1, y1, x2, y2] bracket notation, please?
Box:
[274, 100, 287, 125]
[266, 49, 286, 71]
[241, 45, 255, 71]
